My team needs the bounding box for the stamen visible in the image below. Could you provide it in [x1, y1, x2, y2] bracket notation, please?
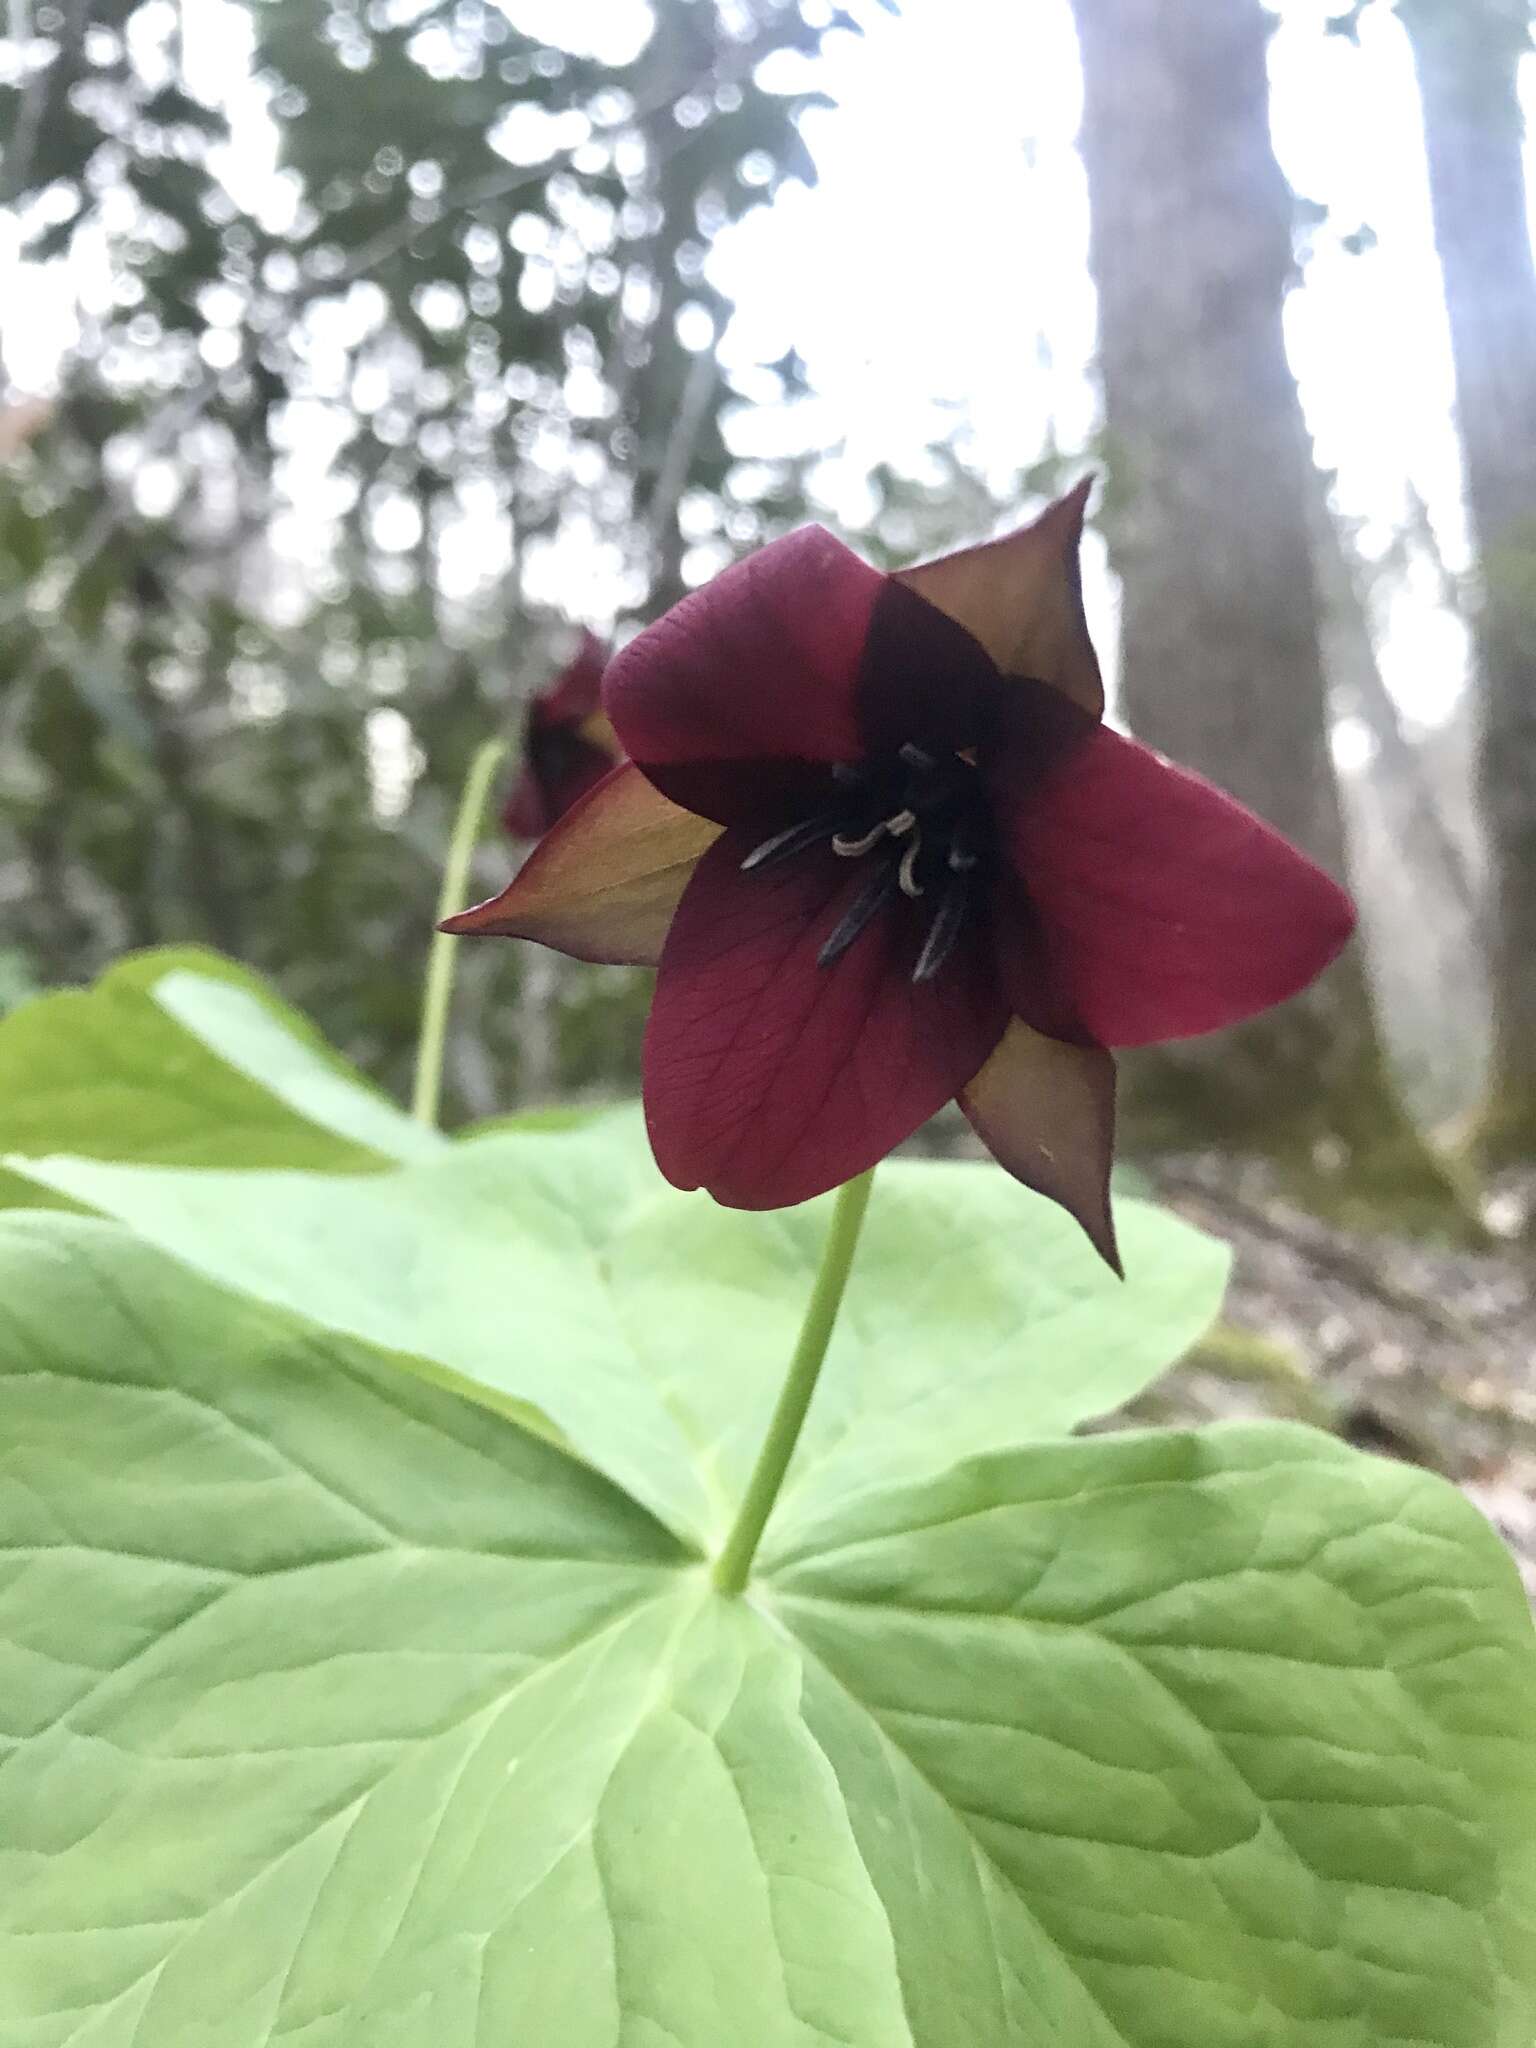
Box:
[897, 829, 925, 898]
[740, 811, 839, 872]
[742, 742, 988, 979]
[912, 877, 969, 983]
[818, 866, 899, 968]
[831, 820, 890, 858]
[832, 806, 915, 858]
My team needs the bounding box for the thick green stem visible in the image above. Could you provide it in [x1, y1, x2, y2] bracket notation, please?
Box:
[412, 738, 509, 1129]
[712, 1169, 875, 1594]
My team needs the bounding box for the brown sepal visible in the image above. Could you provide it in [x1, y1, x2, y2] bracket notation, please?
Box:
[897, 478, 1104, 718]
[443, 762, 720, 966]
[959, 1017, 1121, 1274]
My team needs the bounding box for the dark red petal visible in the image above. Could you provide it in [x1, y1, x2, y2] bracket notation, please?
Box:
[629, 756, 839, 833]
[502, 733, 617, 840]
[986, 871, 1094, 1046]
[986, 666, 1099, 798]
[501, 768, 550, 841]
[442, 763, 719, 966]
[642, 582, 1010, 828]
[604, 526, 881, 773]
[897, 480, 1105, 717]
[644, 832, 1008, 1208]
[960, 1020, 1121, 1273]
[533, 731, 621, 831]
[855, 578, 1002, 758]
[536, 630, 608, 725]
[998, 725, 1357, 1046]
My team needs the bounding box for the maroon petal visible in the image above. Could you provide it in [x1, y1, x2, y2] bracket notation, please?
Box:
[644, 832, 1008, 1208]
[501, 767, 552, 842]
[897, 480, 1105, 717]
[986, 871, 1094, 1047]
[986, 665, 1099, 799]
[616, 580, 1031, 832]
[855, 578, 1003, 759]
[442, 763, 720, 965]
[998, 726, 1357, 1046]
[604, 527, 881, 799]
[960, 1020, 1121, 1273]
[619, 756, 843, 834]
[538, 630, 609, 725]
[504, 728, 621, 839]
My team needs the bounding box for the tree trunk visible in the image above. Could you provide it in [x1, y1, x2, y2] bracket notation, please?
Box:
[1398, 0, 1536, 1163]
[1067, 0, 1460, 1222]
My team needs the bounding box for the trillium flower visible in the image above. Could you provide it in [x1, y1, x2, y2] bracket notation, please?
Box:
[446, 486, 1355, 1268]
[501, 630, 624, 839]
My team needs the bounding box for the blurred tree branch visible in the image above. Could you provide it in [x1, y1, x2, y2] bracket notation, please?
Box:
[0, 0, 86, 211]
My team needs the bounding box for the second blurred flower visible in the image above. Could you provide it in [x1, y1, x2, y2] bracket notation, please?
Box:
[502, 631, 624, 840]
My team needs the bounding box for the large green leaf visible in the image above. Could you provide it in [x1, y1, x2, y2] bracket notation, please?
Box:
[2, 1213, 1532, 2047]
[0, 948, 444, 1213]
[769, 1437, 1536, 2047]
[18, 1116, 1230, 1547]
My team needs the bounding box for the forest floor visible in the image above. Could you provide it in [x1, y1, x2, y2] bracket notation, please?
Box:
[1126, 1154, 1536, 1594]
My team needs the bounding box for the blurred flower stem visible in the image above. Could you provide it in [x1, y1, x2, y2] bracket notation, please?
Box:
[414, 738, 510, 1129]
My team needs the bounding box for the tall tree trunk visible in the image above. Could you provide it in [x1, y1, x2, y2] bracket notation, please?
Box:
[1398, 0, 1536, 1163]
[1067, 0, 1458, 1220]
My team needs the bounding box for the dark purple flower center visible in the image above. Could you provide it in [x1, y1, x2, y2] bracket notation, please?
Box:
[739, 743, 991, 983]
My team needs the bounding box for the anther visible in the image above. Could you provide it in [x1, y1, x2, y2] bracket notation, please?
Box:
[740, 811, 839, 872]
[818, 866, 899, 968]
[912, 877, 969, 983]
[831, 821, 888, 858]
[897, 830, 925, 899]
[831, 807, 916, 859]
[744, 743, 988, 979]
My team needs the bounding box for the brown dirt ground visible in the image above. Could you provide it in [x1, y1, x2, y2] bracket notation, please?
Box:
[1130, 1154, 1536, 1594]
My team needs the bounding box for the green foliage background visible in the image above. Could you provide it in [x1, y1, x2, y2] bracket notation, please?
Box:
[2, 0, 989, 1112]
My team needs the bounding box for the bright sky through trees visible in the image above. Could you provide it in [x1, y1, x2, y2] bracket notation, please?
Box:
[715, 0, 1532, 725]
[5, 0, 1533, 723]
